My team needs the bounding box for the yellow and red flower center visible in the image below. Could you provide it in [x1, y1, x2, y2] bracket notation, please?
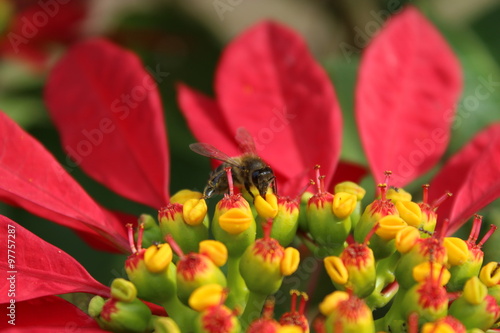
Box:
[100, 298, 118, 322]
[202, 305, 235, 333]
[158, 203, 183, 221]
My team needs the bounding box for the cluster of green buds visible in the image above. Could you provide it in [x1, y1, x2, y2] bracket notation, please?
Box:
[88, 168, 500, 333]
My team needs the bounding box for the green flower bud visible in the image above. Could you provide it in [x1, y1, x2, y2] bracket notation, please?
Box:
[212, 193, 256, 258]
[354, 184, 398, 245]
[194, 304, 240, 333]
[320, 291, 375, 333]
[334, 181, 366, 228]
[158, 202, 209, 254]
[136, 214, 163, 248]
[240, 221, 299, 296]
[125, 244, 176, 304]
[91, 278, 152, 333]
[297, 191, 313, 232]
[324, 229, 377, 298]
[449, 277, 500, 330]
[307, 166, 351, 251]
[166, 235, 227, 306]
[400, 273, 448, 324]
[269, 196, 300, 247]
[395, 235, 447, 289]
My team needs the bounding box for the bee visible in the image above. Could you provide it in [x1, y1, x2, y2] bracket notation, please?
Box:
[189, 128, 276, 199]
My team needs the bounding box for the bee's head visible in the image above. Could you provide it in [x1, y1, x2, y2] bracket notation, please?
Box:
[252, 167, 275, 197]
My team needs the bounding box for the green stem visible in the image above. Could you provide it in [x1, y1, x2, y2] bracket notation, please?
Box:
[226, 256, 248, 310]
[239, 291, 268, 330]
[161, 295, 197, 332]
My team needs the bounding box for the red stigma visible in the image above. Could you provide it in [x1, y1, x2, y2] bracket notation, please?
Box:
[279, 290, 309, 332]
[166, 234, 185, 258]
[422, 184, 430, 205]
[127, 223, 144, 254]
[468, 214, 483, 244]
[416, 275, 448, 310]
[314, 165, 324, 193]
[225, 167, 235, 196]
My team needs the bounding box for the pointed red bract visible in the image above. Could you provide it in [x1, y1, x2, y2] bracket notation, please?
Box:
[0, 217, 110, 303]
[0, 296, 102, 331]
[177, 83, 239, 156]
[0, 112, 128, 252]
[430, 123, 500, 234]
[181, 21, 342, 196]
[356, 6, 462, 187]
[45, 38, 170, 209]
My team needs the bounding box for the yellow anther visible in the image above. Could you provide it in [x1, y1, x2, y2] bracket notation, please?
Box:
[395, 201, 422, 227]
[319, 291, 349, 316]
[443, 237, 469, 266]
[170, 189, 203, 204]
[395, 226, 420, 253]
[188, 284, 226, 312]
[281, 247, 300, 276]
[254, 193, 278, 219]
[386, 187, 412, 203]
[182, 198, 207, 226]
[218, 208, 253, 234]
[421, 322, 455, 333]
[463, 276, 488, 305]
[479, 262, 500, 287]
[375, 216, 407, 241]
[334, 181, 366, 200]
[332, 192, 357, 219]
[277, 325, 304, 333]
[324, 256, 349, 285]
[110, 278, 137, 302]
[199, 240, 228, 267]
[412, 262, 450, 286]
[144, 244, 173, 273]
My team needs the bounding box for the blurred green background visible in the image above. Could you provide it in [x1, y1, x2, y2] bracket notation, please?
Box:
[1, 0, 500, 315]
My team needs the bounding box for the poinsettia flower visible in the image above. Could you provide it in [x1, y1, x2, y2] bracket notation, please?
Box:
[354, 6, 500, 234]
[178, 6, 500, 233]
[0, 0, 88, 69]
[177, 21, 344, 197]
[0, 38, 170, 253]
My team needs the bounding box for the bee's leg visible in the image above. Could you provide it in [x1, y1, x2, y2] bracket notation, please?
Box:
[272, 177, 278, 196]
[204, 168, 228, 198]
[244, 182, 255, 199]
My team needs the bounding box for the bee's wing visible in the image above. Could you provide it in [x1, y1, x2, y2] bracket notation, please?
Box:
[235, 127, 258, 155]
[189, 143, 241, 167]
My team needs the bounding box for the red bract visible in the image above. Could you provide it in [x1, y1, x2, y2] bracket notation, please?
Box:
[45, 38, 170, 209]
[0, 37, 171, 253]
[356, 6, 462, 188]
[178, 21, 343, 197]
[429, 123, 500, 234]
[0, 296, 104, 332]
[0, 216, 109, 304]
